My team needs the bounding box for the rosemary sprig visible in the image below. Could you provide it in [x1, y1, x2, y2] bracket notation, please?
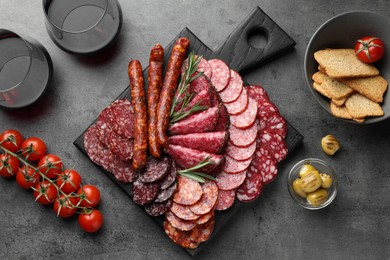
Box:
[177, 157, 216, 183]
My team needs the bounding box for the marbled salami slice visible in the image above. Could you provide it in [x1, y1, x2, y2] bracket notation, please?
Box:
[214, 104, 230, 132]
[226, 141, 256, 161]
[195, 210, 214, 225]
[168, 131, 228, 154]
[223, 155, 252, 174]
[216, 170, 247, 190]
[138, 157, 170, 183]
[169, 105, 219, 135]
[107, 131, 134, 161]
[258, 131, 288, 163]
[132, 178, 160, 206]
[182, 56, 212, 79]
[250, 147, 278, 185]
[257, 100, 279, 117]
[164, 218, 199, 248]
[230, 97, 257, 129]
[171, 203, 200, 221]
[95, 115, 112, 146]
[190, 180, 218, 215]
[173, 175, 203, 205]
[219, 70, 243, 103]
[236, 171, 263, 203]
[174, 88, 211, 114]
[208, 59, 230, 92]
[190, 217, 215, 243]
[165, 210, 197, 232]
[215, 189, 236, 211]
[107, 99, 135, 139]
[229, 120, 257, 147]
[258, 113, 287, 139]
[160, 160, 177, 190]
[144, 199, 172, 217]
[246, 85, 270, 103]
[225, 87, 249, 115]
[190, 75, 211, 95]
[154, 181, 177, 203]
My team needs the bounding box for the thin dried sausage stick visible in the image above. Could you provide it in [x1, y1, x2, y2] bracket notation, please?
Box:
[147, 44, 164, 158]
[156, 37, 190, 146]
[128, 60, 148, 170]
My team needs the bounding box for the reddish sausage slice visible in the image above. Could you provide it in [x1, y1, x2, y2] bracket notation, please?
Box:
[230, 97, 258, 129]
[173, 175, 203, 205]
[219, 70, 243, 103]
[190, 180, 218, 215]
[208, 59, 231, 92]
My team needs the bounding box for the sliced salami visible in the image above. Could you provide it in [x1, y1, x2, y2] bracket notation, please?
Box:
[236, 171, 263, 203]
[174, 88, 211, 113]
[171, 203, 200, 221]
[173, 175, 203, 205]
[182, 56, 212, 79]
[258, 113, 287, 139]
[209, 85, 221, 106]
[219, 70, 243, 103]
[166, 145, 224, 174]
[250, 147, 278, 185]
[257, 100, 279, 117]
[160, 160, 177, 190]
[132, 178, 160, 206]
[229, 121, 257, 147]
[107, 131, 134, 161]
[225, 86, 249, 115]
[169, 105, 219, 135]
[190, 217, 215, 243]
[190, 180, 218, 215]
[144, 199, 172, 217]
[164, 218, 199, 248]
[107, 99, 135, 139]
[215, 189, 236, 211]
[138, 157, 170, 183]
[258, 131, 288, 163]
[165, 210, 197, 232]
[214, 103, 230, 132]
[246, 85, 270, 103]
[190, 75, 211, 95]
[216, 170, 246, 190]
[226, 141, 256, 161]
[230, 97, 257, 129]
[223, 155, 252, 174]
[168, 131, 228, 154]
[195, 210, 214, 225]
[154, 181, 177, 203]
[95, 115, 112, 146]
[208, 59, 230, 92]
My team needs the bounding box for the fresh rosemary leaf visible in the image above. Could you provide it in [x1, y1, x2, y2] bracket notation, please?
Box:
[178, 172, 205, 183]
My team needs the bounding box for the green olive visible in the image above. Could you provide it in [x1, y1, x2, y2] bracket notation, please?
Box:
[321, 135, 340, 156]
[320, 173, 333, 188]
[299, 164, 317, 177]
[300, 169, 322, 193]
[292, 178, 307, 198]
[307, 188, 329, 206]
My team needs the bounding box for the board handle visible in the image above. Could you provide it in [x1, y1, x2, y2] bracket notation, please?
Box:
[211, 7, 296, 73]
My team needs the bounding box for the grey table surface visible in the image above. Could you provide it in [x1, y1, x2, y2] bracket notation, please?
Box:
[1, 0, 390, 259]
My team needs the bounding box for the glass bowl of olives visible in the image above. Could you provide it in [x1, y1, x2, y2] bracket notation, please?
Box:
[287, 158, 338, 210]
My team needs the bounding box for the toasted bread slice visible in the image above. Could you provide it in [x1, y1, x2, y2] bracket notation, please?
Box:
[314, 49, 379, 78]
[312, 71, 354, 99]
[313, 82, 331, 98]
[330, 101, 353, 119]
[332, 97, 347, 106]
[345, 93, 384, 118]
[341, 75, 388, 103]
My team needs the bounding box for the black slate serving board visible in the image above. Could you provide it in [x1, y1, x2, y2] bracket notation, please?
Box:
[74, 7, 303, 256]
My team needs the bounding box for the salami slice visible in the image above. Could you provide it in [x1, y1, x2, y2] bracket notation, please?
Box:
[250, 147, 278, 185]
[168, 131, 228, 154]
[107, 99, 135, 139]
[209, 85, 222, 106]
[107, 131, 134, 161]
[164, 218, 199, 248]
[190, 217, 215, 243]
[169, 105, 219, 135]
[258, 113, 287, 139]
[154, 181, 177, 203]
[216, 170, 246, 190]
[229, 121, 257, 147]
[215, 189, 236, 211]
[138, 157, 170, 183]
[190, 180, 218, 215]
[171, 203, 200, 221]
[190, 75, 211, 95]
[246, 85, 270, 103]
[195, 210, 214, 225]
[208, 59, 230, 92]
[223, 155, 252, 174]
[225, 87, 249, 115]
[219, 70, 243, 103]
[166, 145, 224, 174]
[174, 88, 211, 114]
[257, 100, 279, 117]
[226, 141, 256, 161]
[160, 160, 177, 190]
[132, 178, 160, 206]
[165, 210, 197, 232]
[95, 115, 112, 146]
[144, 199, 172, 217]
[258, 131, 288, 163]
[173, 175, 203, 205]
[214, 103, 230, 132]
[230, 97, 257, 129]
[182, 56, 212, 79]
[236, 171, 263, 203]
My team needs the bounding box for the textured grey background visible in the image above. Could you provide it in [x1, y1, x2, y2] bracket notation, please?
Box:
[1, 0, 390, 259]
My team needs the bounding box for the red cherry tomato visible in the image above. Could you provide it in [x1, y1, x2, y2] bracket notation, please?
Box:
[33, 180, 57, 205]
[21, 137, 47, 161]
[16, 166, 41, 189]
[0, 153, 20, 177]
[53, 195, 78, 218]
[57, 169, 82, 194]
[355, 36, 385, 63]
[0, 130, 24, 153]
[77, 185, 101, 207]
[38, 154, 63, 179]
[78, 209, 104, 233]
